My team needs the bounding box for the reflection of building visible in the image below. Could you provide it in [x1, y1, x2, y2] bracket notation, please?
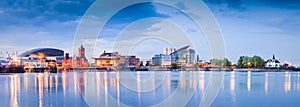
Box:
[93, 51, 122, 69]
[265, 54, 280, 68]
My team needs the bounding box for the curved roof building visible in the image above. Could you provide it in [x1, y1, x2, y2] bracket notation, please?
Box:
[20, 48, 64, 57]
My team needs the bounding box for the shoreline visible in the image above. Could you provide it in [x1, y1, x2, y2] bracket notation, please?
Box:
[1, 67, 300, 73]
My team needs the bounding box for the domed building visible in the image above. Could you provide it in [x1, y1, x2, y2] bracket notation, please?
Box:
[18, 48, 64, 71]
[20, 48, 64, 57]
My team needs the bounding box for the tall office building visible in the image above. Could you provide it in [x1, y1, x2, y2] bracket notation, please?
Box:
[186, 49, 196, 64]
[163, 48, 176, 55]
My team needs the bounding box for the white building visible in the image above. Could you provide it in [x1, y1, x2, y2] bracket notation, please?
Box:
[265, 55, 280, 68]
[161, 54, 172, 67]
[163, 48, 176, 55]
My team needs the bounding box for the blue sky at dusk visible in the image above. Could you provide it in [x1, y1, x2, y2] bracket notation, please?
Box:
[0, 0, 299, 65]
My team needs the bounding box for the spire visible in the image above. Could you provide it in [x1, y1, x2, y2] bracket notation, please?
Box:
[273, 54, 275, 60]
[80, 44, 84, 48]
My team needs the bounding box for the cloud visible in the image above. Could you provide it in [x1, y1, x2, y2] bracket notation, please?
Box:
[0, 0, 95, 30]
[0, 18, 79, 54]
[0, 0, 300, 64]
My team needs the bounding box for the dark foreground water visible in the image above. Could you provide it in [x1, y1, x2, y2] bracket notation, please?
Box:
[0, 71, 300, 107]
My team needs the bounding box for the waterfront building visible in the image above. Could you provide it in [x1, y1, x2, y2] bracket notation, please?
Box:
[170, 45, 189, 66]
[20, 48, 64, 58]
[163, 48, 176, 55]
[0, 58, 8, 67]
[186, 49, 196, 64]
[151, 54, 172, 68]
[122, 55, 140, 67]
[161, 54, 172, 68]
[93, 51, 122, 69]
[151, 54, 163, 66]
[62, 53, 72, 69]
[62, 45, 89, 68]
[20, 48, 64, 69]
[168, 45, 198, 67]
[196, 55, 203, 63]
[265, 54, 280, 68]
[74, 45, 89, 68]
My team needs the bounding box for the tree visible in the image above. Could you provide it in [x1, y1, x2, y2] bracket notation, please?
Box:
[237, 55, 265, 68]
[171, 63, 178, 69]
[223, 58, 231, 67]
[140, 62, 144, 67]
[237, 56, 244, 68]
[243, 56, 252, 68]
[252, 55, 265, 68]
[145, 62, 149, 66]
[210, 58, 231, 67]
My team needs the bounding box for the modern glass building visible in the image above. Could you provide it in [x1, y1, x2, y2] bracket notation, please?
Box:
[170, 45, 189, 66]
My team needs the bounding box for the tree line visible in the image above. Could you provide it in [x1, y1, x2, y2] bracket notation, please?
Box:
[208, 55, 265, 68]
[237, 55, 265, 68]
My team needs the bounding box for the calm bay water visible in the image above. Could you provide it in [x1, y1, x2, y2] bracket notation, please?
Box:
[0, 71, 300, 107]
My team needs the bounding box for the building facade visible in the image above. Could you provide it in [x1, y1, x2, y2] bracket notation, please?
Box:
[93, 52, 121, 69]
[62, 45, 89, 69]
[170, 45, 189, 66]
[151, 54, 163, 66]
[265, 54, 280, 68]
[163, 48, 176, 55]
[73, 45, 89, 68]
[186, 49, 196, 65]
[122, 56, 140, 67]
[161, 54, 172, 68]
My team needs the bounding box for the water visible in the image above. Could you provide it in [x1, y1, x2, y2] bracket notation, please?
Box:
[0, 71, 300, 107]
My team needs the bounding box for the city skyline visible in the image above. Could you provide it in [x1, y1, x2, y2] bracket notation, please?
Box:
[0, 0, 299, 65]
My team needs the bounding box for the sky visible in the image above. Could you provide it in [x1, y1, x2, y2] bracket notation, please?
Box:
[0, 0, 299, 65]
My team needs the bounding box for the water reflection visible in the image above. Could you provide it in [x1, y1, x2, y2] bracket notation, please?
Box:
[10, 75, 19, 107]
[214, 71, 300, 107]
[297, 72, 300, 91]
[230, 71, 236, 102]
[81, 71, 203, 107]
[265, 72, 268, 95]
[1, 71, 300, 106]
[0, 72, 88, 107]
[284, 72, 291, 93]
[247, 71, 251, 92]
